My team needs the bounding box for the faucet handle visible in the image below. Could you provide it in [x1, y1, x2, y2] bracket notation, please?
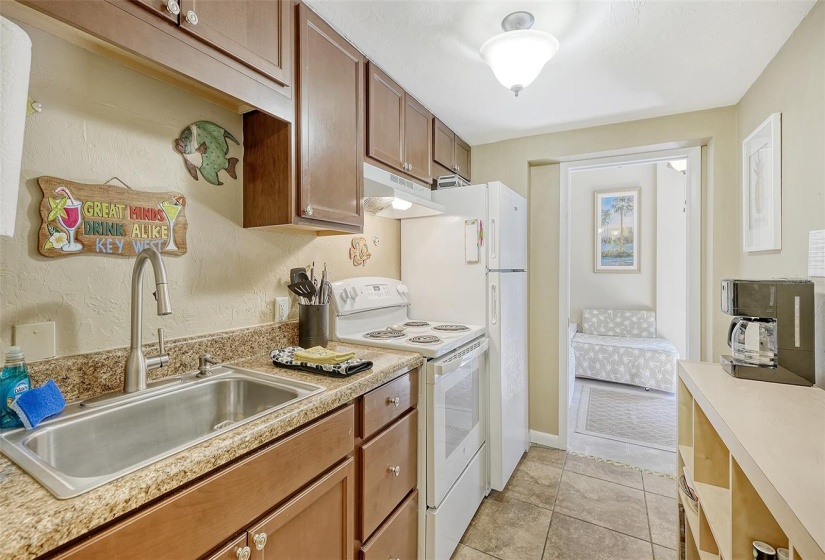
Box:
[157, 328, 166, 355]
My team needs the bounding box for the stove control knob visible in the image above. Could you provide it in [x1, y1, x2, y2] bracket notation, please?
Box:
[348, 286, 359, 299]
[340, 289, 349, 302]
[397, 284, 408, 296]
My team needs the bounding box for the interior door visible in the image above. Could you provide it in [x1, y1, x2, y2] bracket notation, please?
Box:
[487, 271, 528, 490]
[297, 4, 364, 229]
[403, 95, 432, 182]
[178, 0, 291, 86]
[367, 63, 405, 170]
[433, 118, 455, 171]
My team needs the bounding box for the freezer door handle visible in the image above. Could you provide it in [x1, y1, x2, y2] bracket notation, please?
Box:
[491, 284, 498, 325]
[490, 218, 497, 261]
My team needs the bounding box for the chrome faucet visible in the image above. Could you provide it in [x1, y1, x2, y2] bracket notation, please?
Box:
[124, 248, 172, 393]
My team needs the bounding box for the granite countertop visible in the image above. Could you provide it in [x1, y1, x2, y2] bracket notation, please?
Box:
[0, 343, 423, 559]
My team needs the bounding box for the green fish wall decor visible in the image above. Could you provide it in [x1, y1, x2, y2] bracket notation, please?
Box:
[174, 121, 239, 186]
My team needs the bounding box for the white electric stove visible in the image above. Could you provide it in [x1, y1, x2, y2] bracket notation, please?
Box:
[330, 277, 489, 560]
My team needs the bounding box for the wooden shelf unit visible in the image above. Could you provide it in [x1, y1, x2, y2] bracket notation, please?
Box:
[677, 365, 825, 560]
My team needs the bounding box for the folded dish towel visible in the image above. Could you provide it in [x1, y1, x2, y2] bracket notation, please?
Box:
[293, 346, 357, 365]
[10, 379, 65, 430]
[271, 347, 373, 377]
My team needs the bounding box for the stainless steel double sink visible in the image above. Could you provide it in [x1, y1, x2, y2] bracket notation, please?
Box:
[0, 366, 324, 499]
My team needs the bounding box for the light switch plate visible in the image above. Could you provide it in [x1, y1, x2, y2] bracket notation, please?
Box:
[275, 297, 290, 322]
[13, 321, 56, 361]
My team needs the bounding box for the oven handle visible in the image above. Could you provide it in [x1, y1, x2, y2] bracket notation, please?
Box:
[432, 338, 489, 378]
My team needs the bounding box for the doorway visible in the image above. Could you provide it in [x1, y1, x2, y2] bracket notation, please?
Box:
[557, 147, 701, 474]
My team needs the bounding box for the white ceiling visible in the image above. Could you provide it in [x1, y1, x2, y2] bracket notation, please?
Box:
[304, 0, 816, 145]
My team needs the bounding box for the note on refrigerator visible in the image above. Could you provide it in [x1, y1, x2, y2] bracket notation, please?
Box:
[809, 230, 825, 277]
[465, 219, 480, 263]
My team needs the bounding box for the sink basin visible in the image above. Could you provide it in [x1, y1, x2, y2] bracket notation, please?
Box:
[0, 366, 324, 499]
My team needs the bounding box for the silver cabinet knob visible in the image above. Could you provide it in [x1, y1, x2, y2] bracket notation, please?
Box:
[185, 9, 198, 24]
[386, 397, 400, 407]
[235, 546, 251, 560]
[456, 165, 460, 172]
[388, 465, 401, 476]
[253, 532, 268, 551]
[165, 0, 180, 15]
[305, 205, 313, 216]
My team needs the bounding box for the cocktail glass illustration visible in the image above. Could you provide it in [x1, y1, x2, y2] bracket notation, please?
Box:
[57, 199, 83, 252]
[160, 198, 183, 251]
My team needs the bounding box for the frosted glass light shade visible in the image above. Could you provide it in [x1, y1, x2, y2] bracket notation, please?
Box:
[392, 197, 413, 211]
[480, 29, 559, 96]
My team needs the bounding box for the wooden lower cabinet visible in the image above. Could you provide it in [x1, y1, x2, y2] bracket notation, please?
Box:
[205, 534, 250, 560]
[247, 458, 355, 560]
[361, 491, 418, 560]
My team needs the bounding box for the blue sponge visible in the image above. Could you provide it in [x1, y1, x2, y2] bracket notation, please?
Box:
[10, 380, 65, 430]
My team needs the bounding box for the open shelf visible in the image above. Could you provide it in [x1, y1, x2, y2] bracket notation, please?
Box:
[679, 445, 694, 475]
[695, 482, 731, 559]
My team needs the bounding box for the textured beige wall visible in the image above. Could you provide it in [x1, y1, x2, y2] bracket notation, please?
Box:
[0, 24, 400, 358]
[474, 107, 739, 435]
[735, 0, 825, 386]
[570, 164, 658, 326]
[528, 164, 560, 435]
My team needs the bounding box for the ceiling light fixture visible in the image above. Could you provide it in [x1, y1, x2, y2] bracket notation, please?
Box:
[479, 11, 559, 97]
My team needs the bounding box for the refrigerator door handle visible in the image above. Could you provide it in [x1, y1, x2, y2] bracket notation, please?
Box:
[490, 218, 497, 261]
[491, 284, 498, 325]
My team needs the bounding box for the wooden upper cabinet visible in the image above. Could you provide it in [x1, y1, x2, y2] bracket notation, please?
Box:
[178, 0, 291, 86]
[454, 136, 471, 181]
[296, 3, 365, 230]
[433, 118, 471, 181]
[433, 118, 456, 170]
[205, 534, 250, 560]
[403, 96, 432, 183]
[367, 63, 405, 170]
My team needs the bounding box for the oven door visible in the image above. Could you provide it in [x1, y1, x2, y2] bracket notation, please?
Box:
[426, 337, 488, 508]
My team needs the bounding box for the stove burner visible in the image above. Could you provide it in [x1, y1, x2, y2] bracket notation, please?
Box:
[409, 335, 442, 345]
[433, 324, 469, 332]
[403, 321, 430, 328]
[364, 330, 406, 340]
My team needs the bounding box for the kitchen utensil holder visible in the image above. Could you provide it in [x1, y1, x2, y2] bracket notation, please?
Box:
[299, 303, 329, 348]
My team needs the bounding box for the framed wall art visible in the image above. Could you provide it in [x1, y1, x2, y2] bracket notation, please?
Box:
[594, 187, 640, 273]
[742, 113, 781, 252]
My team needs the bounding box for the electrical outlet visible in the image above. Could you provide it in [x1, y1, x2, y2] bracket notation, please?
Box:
[275, 297, 290, 322]
[13, 321, 56, 361]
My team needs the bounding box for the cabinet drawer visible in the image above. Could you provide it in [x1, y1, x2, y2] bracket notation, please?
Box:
[54, 405, 355, 560]
[360, 370, 418, 439]
[360, 409, 418, 540]
[361, 490, 418, 560]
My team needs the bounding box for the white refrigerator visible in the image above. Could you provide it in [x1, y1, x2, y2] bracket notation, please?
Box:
[402, 181, 529, 491]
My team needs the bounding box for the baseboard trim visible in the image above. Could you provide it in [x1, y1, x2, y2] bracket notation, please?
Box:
[530, 430, 561, 449]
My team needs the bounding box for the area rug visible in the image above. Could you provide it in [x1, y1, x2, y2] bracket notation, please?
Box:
[575, 383, 677, 452]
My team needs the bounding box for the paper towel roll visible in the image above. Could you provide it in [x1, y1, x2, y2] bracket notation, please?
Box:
[0, 17, 32, 238]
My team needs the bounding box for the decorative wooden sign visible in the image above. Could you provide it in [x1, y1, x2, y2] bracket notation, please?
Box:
[37, 176, 188, 258]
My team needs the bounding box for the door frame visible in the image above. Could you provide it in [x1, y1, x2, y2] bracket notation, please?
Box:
[556, 147, 702, 450]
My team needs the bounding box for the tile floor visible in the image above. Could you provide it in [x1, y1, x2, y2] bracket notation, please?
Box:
[455, 446, 679, 560]
[568, 378, 677, 475]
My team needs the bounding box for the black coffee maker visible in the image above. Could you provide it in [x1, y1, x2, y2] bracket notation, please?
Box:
[720, 279, 815, 386]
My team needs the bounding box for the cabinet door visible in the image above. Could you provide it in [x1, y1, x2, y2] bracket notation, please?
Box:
[206, 534, 250, 560]
[178, 0, 291, 86]
[249, 458, 355, 560]
[433, 118, 456, 171]
[403, 96, 432, 183]
[454, 136, 471, 181]
[367, 63, 405, 171]
[126, 0, 179, 23]
[297, 4, 364, 229]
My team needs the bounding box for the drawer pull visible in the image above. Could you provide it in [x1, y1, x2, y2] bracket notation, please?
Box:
[386, 397, 400, 407]
[253, 532, 268, 551]
[388, 465, 401, 476]
[235, 546, 251, 560]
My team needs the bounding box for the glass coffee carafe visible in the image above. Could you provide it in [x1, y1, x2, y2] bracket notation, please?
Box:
[728, 317, 778, 367]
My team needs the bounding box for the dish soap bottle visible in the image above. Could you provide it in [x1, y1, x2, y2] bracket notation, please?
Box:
[1, 346, 30, 429]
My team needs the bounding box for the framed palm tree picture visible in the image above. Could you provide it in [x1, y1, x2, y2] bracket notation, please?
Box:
[594, 188, 640, 273]
[742, 113, 781, 252]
